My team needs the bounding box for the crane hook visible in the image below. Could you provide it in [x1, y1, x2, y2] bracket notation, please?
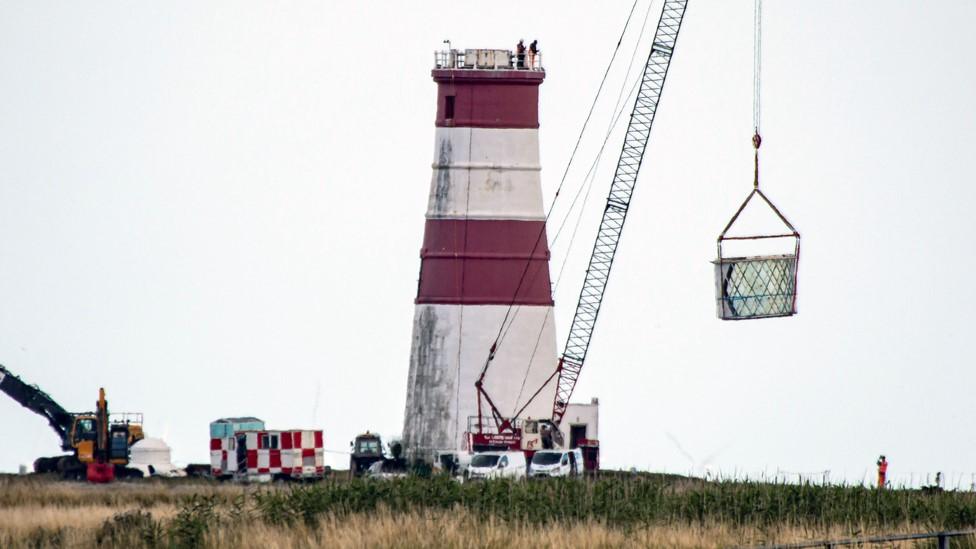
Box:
[752, 133, 762, 189]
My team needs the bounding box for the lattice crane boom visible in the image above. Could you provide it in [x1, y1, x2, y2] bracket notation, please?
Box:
[552, 0, 689, 426]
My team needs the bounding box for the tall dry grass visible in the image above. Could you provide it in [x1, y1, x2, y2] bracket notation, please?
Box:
[203, 510, 965, 549]
[3, 475, 976, 548]
[0, 474, 249, 508]
[0, 505, 948, 549]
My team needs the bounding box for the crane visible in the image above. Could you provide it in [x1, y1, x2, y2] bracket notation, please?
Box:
[471, 0, 690, 460]
[0, 364, 144, 481]
[551, 0, 688, 428]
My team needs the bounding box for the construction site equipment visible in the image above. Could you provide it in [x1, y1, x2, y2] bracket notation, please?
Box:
[472, 0, 690, 467]
[350, 432, 386, 477]
[209, 418, 325, 482]
[0, 364, 144, 482]
[714, 0, 800, 320]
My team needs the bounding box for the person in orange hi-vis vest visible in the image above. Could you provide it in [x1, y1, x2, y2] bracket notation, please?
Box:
[877, 455, 888, 488]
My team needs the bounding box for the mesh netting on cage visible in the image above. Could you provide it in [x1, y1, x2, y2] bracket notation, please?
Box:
[714, 186, 800, 321]
[713, 0, 801, 320]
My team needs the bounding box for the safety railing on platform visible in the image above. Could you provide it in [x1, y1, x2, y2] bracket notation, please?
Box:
[467, 415, 524, 434]
[434, 48, 543, 71]
[111, 412, 143, 425]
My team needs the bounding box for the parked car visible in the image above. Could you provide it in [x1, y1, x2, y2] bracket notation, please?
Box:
[467, 451, 526, 480]
[529, 448, 584, 478]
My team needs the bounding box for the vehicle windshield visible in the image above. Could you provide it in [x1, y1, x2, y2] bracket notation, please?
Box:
[532, 452, 562, 465]
[357, 439, 381, 454]
[471, 454, 500, 468]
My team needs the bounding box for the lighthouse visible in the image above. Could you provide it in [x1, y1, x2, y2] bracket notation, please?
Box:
[402, 48, 558, 459]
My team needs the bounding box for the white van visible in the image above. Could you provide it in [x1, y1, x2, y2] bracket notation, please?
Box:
[467, 451, 527, 480]
[529, 448, 583, 478]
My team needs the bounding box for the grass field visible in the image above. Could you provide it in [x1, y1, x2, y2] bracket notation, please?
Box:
[2, 473, 976, 548]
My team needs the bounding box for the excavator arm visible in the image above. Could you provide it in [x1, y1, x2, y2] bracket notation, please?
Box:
[0, 364, 75, 451]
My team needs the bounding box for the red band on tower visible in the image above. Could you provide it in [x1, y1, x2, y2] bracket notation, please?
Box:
[433, 69, 544, 129]
[416, 219, 553, 306]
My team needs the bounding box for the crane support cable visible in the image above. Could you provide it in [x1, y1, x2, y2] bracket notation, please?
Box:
[552, 0, 690, 426]
[509, 46, 650, 418]
[474, 0, 645, 432]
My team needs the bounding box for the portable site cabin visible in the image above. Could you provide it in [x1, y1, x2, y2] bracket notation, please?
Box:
[209, 417, 325, 481]
[210, 417, 264, 478]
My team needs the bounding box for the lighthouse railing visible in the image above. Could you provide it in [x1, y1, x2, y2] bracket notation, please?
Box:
[434, 48, 544, 71]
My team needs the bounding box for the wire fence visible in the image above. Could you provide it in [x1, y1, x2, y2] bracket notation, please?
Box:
[741, 529, 976, 549]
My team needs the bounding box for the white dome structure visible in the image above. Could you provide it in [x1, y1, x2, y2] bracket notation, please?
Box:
[129, 437, 184, 477]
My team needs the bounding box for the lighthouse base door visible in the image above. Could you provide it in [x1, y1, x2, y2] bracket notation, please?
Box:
[570, 425, 587, 449]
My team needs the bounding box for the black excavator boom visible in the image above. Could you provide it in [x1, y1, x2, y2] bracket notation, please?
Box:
[0, 364, 75, 451]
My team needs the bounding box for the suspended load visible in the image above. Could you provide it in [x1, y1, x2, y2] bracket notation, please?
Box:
[714, 0, 800, 321]
[713, 137, 800, 320]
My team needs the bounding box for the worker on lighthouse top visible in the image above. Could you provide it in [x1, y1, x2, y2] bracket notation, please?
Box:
[876, 455, 888, 489]
[516, 39, 526, 69]
[528, 40, 539, 69]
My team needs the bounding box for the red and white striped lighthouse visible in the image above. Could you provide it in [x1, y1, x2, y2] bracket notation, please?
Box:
[403, 48, 558, 458]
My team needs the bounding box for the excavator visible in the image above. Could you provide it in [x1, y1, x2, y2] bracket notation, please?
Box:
[0, 364, 144, 482]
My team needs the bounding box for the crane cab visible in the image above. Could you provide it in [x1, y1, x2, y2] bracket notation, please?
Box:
[68, 414, 142, 464]
[521, 419, 560, 451]
[68, 416, 97, 461]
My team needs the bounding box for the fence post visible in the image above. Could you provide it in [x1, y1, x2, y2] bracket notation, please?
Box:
[938, 533, 949, 549]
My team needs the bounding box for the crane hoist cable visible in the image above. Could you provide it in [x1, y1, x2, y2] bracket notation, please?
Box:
[509, 25, 653, 416]
[753, 0, 762, 146]
[486, 0, 642, 347]
[715, 0, 801, 321]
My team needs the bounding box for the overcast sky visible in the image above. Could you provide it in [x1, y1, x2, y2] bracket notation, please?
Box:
[1, 1, 974, 485]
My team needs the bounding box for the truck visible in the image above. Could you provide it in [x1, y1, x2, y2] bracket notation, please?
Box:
[349, 431, 385, 477]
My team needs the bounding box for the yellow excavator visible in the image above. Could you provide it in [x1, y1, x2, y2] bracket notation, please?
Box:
[0, 364, 144, 482]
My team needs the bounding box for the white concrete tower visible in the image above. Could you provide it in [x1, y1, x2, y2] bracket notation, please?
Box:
[403, 49, 558, 459]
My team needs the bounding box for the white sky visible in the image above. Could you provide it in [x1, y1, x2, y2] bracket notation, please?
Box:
[1, 1, 974, 484]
